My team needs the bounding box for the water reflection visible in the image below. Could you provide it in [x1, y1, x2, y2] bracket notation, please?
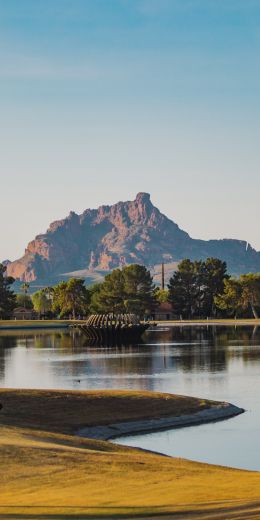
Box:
[1, 326, 260, 390]
[1, 325, 260, 469]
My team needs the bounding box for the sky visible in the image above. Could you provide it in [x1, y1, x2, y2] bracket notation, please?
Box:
[1, 0, 260, 260]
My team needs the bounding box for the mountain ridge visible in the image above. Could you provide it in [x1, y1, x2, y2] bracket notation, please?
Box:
[5, 192, 260, 283]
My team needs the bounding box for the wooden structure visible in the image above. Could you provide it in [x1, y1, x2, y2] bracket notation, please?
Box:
[12, 307, 37, 320]
[151, 302, 174, 321]
[79, 314, 149, 345]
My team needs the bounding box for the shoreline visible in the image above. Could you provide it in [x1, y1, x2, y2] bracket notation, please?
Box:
[77, 402, 244, 441]
[0, 319, 78, 330]
[0, 317, 260, 331]
[1, 389, 259, 520]
[152, 318, 260, 327]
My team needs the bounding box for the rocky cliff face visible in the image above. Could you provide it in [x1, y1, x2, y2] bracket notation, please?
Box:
[6, 192, 260, 282]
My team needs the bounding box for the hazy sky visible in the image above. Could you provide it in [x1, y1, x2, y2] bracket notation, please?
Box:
[1, 0, 260, 260]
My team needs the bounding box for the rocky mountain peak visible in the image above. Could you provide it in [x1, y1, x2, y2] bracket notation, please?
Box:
[5, 193, 260, 283]
[135, 192, 151, 204]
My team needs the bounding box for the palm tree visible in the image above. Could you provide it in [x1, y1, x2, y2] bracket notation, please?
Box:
[43, 286, 54, 302]
[43, 287, 54, 317]
[21, 283, 30, 295]
[21, 283, 30, 318]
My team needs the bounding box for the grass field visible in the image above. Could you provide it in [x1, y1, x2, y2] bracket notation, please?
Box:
[0, 388, 217, 433]
[152, 318, 260, 325]
[0, 319, 74, 330]
[1, 318, 260, 331]
[0, 389, 260, 519]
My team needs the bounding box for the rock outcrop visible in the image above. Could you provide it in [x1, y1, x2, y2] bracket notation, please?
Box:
[6, 192, 260, 282]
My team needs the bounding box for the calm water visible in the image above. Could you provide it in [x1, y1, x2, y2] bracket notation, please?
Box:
[0, 325, 260, 470]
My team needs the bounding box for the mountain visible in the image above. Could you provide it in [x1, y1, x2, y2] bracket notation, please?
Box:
[6, 192, 260, 284]
[2, 260, 11, 268]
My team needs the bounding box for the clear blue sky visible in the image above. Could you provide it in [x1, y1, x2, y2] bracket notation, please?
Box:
[1, 0, 260, 260]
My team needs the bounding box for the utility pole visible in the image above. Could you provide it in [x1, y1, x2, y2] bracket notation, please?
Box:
[161, 262, 165, 290]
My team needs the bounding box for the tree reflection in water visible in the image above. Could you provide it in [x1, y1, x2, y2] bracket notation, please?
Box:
[0, 325, 260, 390]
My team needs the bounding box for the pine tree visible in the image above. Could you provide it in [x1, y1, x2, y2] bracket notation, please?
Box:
[201, 258, 229, 317]
[91, 264, 155, 316]
[122, 264, 155, 315]
[168, 259, 198, 319]
[168, 258, 228, 319]
[91, 269, 125, 313]
[0, 264, 16, 319]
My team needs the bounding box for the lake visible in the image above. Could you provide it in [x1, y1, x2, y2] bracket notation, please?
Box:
[0, 325, 260, 470]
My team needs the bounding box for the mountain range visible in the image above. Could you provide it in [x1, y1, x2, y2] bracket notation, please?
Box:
[5, 192, 260, 285]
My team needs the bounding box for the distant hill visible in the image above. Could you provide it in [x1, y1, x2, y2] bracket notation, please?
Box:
[6, 192, 260, 285]
[2, 260, 11, 268]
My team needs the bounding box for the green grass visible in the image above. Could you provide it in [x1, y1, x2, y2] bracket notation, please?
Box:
[0, 319, 81, 330]
[153, 318, 260, 324]
[1, 318, 260, 331]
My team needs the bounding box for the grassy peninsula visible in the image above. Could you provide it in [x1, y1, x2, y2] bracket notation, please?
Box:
[0, 389, 260, 519]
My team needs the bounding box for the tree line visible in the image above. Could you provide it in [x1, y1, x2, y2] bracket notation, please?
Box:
[167, 258, 260, 319]
[1, 259, 260, 320]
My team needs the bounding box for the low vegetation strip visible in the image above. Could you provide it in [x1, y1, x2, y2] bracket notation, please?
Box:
[0, 389, 258, 520]
[1, 318, 260, 332]
[0, 389, 220, 433]
[0, 319, 73, 329]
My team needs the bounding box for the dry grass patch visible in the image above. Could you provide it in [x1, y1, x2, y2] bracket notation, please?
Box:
[0, 389, 259, 519]
[0, 389, 216, 434]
